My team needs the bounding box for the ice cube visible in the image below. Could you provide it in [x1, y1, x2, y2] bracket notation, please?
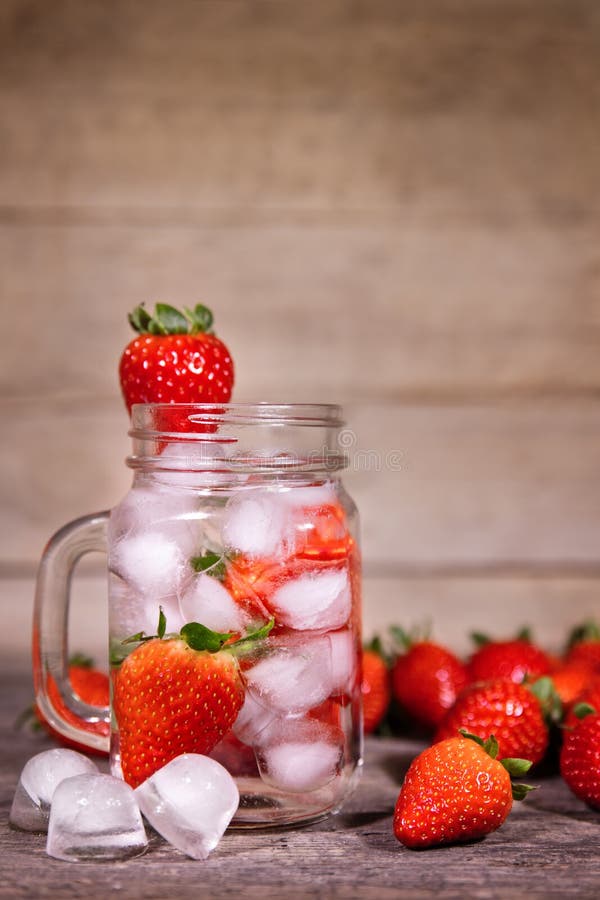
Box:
[222, 492, 287, 557]
[110, 531, 190, 629]
[243, 634, 333, 715]
[46, 773, 147, 861]
[255, 718, 344, 793]
[278, 483, 337, 509]
[179, 573, 247, 633]
[328, 629, 357, 696]
[109, 573, 184, 639]
[155, 440, 230, 489]
[232, 690, 278, 745]
[10, 749, 99, 833]
[135, 753, 239, 860]
[268, 567, 351, 631]
[109, 485, 200, 558]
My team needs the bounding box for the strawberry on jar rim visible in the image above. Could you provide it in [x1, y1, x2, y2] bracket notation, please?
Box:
[119, 302, 234, 416]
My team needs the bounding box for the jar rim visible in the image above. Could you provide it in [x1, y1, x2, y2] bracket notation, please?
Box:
[130, 402, 346, 431]
[128, 403, 348, 475]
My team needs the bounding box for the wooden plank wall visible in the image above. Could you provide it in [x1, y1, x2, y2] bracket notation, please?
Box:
[1, 0, 599, 659]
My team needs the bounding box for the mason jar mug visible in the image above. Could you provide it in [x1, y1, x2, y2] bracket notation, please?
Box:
[33, 403, 363, 827]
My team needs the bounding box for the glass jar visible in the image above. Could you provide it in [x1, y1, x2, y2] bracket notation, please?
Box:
[34, 403, 363, 828]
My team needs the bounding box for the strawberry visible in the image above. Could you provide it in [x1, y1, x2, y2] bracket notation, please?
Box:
[28, 655, 110, 756]
[467, 631, 552, 684]
[563, 677, 600, 728]
[361, 642, 391, 734]
[551, 659, 596, 708]
[566, 621, 600, 673]
[119, 302, 234, 416]
[394, 731, 534, 849]
[434, 678, 549, 765]
[560, 705, 600, 809]
[390, 629, 468, 729]
[112, 614, 273, 788]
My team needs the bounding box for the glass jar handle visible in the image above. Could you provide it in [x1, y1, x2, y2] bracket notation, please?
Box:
[33, 511, 111, 754]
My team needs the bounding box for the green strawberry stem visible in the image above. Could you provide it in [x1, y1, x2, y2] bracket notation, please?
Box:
[567, 619, 600, 648]
[128, 302, 214, 336]
[573, 702, 597, 720]
[190, 551, 227, 581]
[121, 607, 275, 656]
[458, 729, 537, 800]
[470, 626, 533, 648]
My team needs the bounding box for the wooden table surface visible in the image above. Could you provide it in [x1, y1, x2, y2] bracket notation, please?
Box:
[1, 667, 599, 900]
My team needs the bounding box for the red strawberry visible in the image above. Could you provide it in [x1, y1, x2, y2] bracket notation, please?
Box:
[434, 678, 549, 765]
[32, 656, 110, 756]
[113, 619, 248, 788]
[394, 732, 534, 849]
[391, 631, 468, 729]
[563, 677, 600, 728]
[119, 303, 234, 416]
[467, 632, 551, 685]
[566, 621, 600, 673]
[361, 646, 391, 734]
[560, 705, 600, 809]
[551, 660, 596, 708]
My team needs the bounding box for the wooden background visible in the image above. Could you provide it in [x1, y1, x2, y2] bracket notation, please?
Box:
[1, 0, 599, 666]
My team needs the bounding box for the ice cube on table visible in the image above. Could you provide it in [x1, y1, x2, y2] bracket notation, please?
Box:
[179, 573, 247, 633]
[255, 718, 344, 793]
[243, 634, 333, 715]
[222, 492, 287, 557]
[268, 567, 351, 631]
[10, 749, 99, 833]
[46, 773, 148, 862]
[135, 753, 239, 860]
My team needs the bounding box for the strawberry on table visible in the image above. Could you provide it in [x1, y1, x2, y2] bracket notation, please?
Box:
[112, 613, 271, 788]
[31, 655, 110, 756]
[560, 704, 600, 809]
[390, 628, 468, 730]
[361, 639, 391, 735]
[119, 302, 234, 415]
[434, 678, 550, 766]
[467, 630, 552, 685]
[394, 731, 535, 849]
[565, 621, 600, 674]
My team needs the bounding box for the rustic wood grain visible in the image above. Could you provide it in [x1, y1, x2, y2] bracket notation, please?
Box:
[2, 399, 598, 569]
[2, 573, 599, 668]
[1, 223, 599, 404]
[0, 0, 598, 217]
[1, 0, 599, 637]
[1, 671, 599, 900]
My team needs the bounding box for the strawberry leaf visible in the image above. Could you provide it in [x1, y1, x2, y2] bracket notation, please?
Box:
[185, 303, 214, 334]
[128, 304, 153, 334]
[232, 617, 275, 647]
[511, 783, 538, 801]
[529, 675, 562, 724]
[470, 631, 490, 648]
[501, 757, 533, 777]
[191, 551, 226, 581]
[573, 701, 597, 720]
[180, 622, 234, 652]
[157, 607, 167, 639]
[154, 303, 189, 334]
